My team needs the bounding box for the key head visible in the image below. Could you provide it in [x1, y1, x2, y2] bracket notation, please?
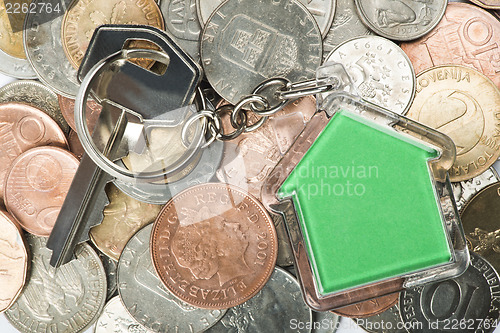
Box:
[78, 25, 203, 123]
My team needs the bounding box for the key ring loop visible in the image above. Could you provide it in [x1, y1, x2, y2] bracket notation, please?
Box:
[181, 110, 219, 148]
[250, 78, 291, 116]
[231, 95, 268, 133]
[217, 104, 248, 141]
[75, 48, 203, 182]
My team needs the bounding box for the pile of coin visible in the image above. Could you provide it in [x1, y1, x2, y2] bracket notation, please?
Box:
[0, 0, 500, 332]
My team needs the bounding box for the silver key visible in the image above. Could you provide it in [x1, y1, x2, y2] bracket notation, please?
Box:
[47, 25, 203, 267]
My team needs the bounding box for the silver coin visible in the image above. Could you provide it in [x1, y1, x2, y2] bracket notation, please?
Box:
[312, 311, 340, 333]
[273, 213, 295, 267]
[24, 0, 80, 98]
[200, 0, 322, 104]
[356, 304, 406, 333]
[322, 0, 374, 60]
[0, 47, 36, 79]
[400, 252, 500, 333]
[118, 223, 226, 332]
[324, 36, 416, 115]
[94, 296, 150, 333]
[452, 167, 499, 212]
[206, 266, 312, 333]
[99, 252, 118, 301]
[354, 0, 447, 41]
[160, 0, 202, 63]
[5, 235, 107, 333]
[0, 80, 70, 134]
[197, 0, 335, 38]
[113, 138, 223, 204]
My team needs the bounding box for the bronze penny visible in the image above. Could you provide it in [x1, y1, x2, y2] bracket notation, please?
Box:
[216, 96, 317, 200]
[151, 183, 278, 309]
[0, 102, 68, 201]
[461, 181, 500, 275]
[0, 208, 28, 313]
[469, 0, 500, 9]
[58, 95, 102, 133]
[332, 292, 399, 319]
[61, 0, 164, 69]
[401, 3, 500, 89]
[89, 183, 162, 261]
[4, 146, 79, 237]
[67, 130, 85, 160]
[406, 65, 500, 182]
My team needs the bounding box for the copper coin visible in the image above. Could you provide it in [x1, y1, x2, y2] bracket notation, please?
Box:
[67, 130, 85, 160]
[469, 0, 500, 9]
[61, 0, 164, 69]
[0, 208, 28, 313]
[0, 102, 68, 200]
[151, 183, 278, 309]
[406, 65, 500, 182]
[332, 293, 399, 319]
[401, 3, 500, 89]
[4, 146, 79, 237]
[58, 95, 102, 133]
[216, 96, 317, 200]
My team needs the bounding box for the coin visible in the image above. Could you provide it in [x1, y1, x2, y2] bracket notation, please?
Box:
[273, 213, 295, 267]
[97, 251, 118, 301]
[0, 47, 36, 80]
[469, 0, 500, 9]
[400, 252, 500, 333]
[451, 167, 499, 211]
[4, 147, 79, 237]
[461, 182, 500, 275]
[200, 0, 322, 104]
[197, 0, 335, 38]
[5, 235, 107, 333]
[311, 311, 340, 333]
[160, 0, 202, 63]
[322, 0, 374, 60]
[67, 130, 85, 160]
[24, 0, 80, 97]
[94, 296, 149, 333]
[406, 65, 500, 182]
[89, 183, 162, 261]
[0, 209, 28, 313]
[151, 183, 278, 309]
[216, 96, 316, 199]
[355, 0, 447, 41]
[400, 3, 500, 89]
[58, 95, 102, 133]
[356, 304, 407, 333]
[332, 293, 399, 319]
[0, 80, 70, 134]
[61, 0, 164, 69]
[118, 223, 226, 332]
[0, 102, 68, 200]
[324, 36, 416, 115]
[205, 266, 312, 332]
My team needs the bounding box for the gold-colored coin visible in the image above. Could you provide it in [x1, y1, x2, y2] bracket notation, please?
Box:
[461, 182, 500, 274]
[0, 0, 27, 59]
[61, 0, 164, 69]
[89, 183, 162, 261]
[407, 65, 500, 182]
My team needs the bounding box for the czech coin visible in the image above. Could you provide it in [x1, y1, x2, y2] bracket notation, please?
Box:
[400, 3, 500, 89]
[406, 65, 500, 182]
[200, 0, 322, 104]
[118, 223, 226, 332]
[89, 183, 162, 261]
[151, 183, 278, 309]
[324, 36, 416, 115]
[61, 0, 164, 69]
[58, 95, 102, 134]
[4, 147, 79, 237]
[5, 235, 107, 333]
[355, 0, 447, 41]
[356, 304, 407, 333]
[0, 102, 68, 200]
[451, 167, 499, 211]
[24, 0, 80, 97]
[322, 0, 374, 60]
[205, 266, 312, 332]
[0, 80, 70, 134]
[332, 293, 399, 318]
[461, 182, 500, 275]
[0, 209, 28, 313]
[94, 296, 149, 333]
[400, 252, 500, 333]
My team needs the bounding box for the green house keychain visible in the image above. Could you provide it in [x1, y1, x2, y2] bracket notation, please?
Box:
[262, 63, 469, 311]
